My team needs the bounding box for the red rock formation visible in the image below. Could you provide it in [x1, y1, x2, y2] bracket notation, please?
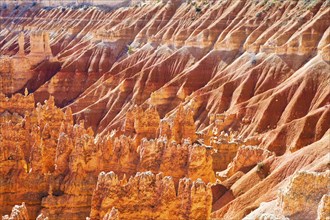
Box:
[0, 0, 329, 219]
[0, 95, 69, 218]
[218, 145, 274, 179]
[102, 207, 119, 220]
[280, 170, 330, 219]
[0, 92, 214, 219]
[0, 91, 34, 115]
[2, 203, 29, 220]
[124, 105, 160, 143]
[138, 137, 215, 184]
[211, 131, 330, 219]
[244, 170, 330, 220]
[90, 171, 212, 220]
[317, 194, 330, 220]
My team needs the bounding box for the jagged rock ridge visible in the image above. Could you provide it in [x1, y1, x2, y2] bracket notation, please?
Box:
[0, 0, 329, 219]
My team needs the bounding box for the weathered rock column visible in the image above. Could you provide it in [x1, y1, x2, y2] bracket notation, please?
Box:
[18, 32, 25, 57]
[43, 32, 53, 57]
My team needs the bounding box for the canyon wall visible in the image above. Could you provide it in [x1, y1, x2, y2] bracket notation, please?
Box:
[90, 171, 212, 220]
[1, 0, 129, 7]
[0, 0, 329, 219]
[0, 93, 214, 219]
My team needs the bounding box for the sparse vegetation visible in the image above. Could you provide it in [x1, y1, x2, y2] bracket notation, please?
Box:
[256, 162, 265, 172]
[190, 1, 202, 13]
[304, 0, 315, 4]
[262, 0, 277, 8]
[305, 0, 318, 10]
[195, 6, 202, 12]
[127, 45, 135, 55]
[262, 0, 268, 6]
[265, 1, 275, 10]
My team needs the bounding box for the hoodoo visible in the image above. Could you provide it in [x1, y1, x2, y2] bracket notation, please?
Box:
[0, 0, 329, 219]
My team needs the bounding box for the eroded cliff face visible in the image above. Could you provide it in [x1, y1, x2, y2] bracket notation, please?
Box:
[244, 170, 330, 220]
[90, 171, 212, 220]
[0, 93, 214, 219]
[2, 203, 29, 220]
[1, 0, 329, 219]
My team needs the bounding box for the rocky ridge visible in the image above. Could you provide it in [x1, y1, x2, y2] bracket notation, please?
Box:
[0, 93, 215, 219]
[90, 171, 212, 220]
[1, 0, 330, 219]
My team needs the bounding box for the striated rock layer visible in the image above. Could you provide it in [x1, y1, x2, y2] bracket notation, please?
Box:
[0, 93, 214, 219]
[0, 0, 330, 219]
[90, 171, 212, 220]
[2, 203, 29, 220]
[244, 170, 330, 220]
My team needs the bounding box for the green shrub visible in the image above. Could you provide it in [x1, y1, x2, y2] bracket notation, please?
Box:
[195, 6, 202, 12]
[127, 45, 134, 55]
[256, 162, 265, 172]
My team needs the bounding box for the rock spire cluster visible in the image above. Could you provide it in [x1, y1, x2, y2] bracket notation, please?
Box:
[0, 0, 329, 219]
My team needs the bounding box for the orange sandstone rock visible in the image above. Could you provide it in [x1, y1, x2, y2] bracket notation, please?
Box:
[2, 203, 29, 220]
[0, 0, 329, 219]
[90, 171, 212, 220]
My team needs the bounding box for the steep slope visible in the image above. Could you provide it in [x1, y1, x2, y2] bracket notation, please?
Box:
[0, 0, 329, 219]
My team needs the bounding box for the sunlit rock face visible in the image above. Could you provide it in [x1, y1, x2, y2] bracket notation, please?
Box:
[243, 170, 330, 220]
[1, 0, 330, 219]
[0, 93, 214, 219]
[90, 171, 212, 220]
[2, 203, 29, 220]
[279, 171, 330, 219]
